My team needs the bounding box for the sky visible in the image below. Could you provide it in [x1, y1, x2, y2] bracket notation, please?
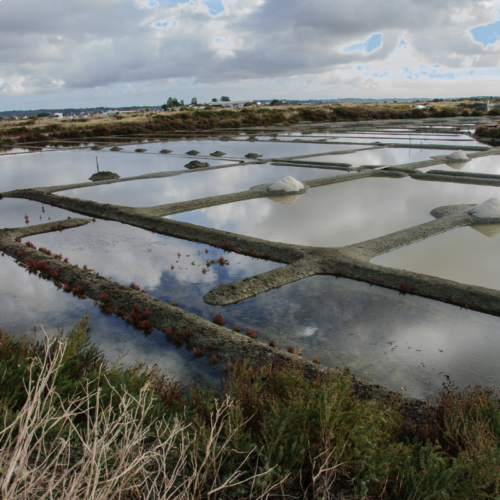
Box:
[1, 0, 500, 110]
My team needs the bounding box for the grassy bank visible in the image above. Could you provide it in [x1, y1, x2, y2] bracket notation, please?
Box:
[0, 101, 493, 147]
[1, 318, 500, 498]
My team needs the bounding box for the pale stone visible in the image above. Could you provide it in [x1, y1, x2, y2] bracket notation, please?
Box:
[469, 197, 500, 219]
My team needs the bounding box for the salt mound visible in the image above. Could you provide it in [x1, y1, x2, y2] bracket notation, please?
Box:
[267, 176, 306, 193]
[468, 197, 500, 219]
[445, 150, 470, 162]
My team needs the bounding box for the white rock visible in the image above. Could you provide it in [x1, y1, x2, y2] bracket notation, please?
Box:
[445, 150, 470, 162]
[469, 197, 500, 219]
[267, 176, 306, 193]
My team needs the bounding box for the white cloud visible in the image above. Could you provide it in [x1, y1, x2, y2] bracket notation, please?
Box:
[1, 0, 500, 109]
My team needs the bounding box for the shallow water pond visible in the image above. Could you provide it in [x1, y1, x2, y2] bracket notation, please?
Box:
[0, 198, 79, 228]
[61, 164, 348, 207]
[113, 139, 361, 159]
[0, 255, 222, 385]
[372, 225, 500, 291]
[3, 240, 499, 398]
[421, 155, 500, 175]
[0, 149, 231, 191]
[168, 176, 500, 247]
[300, 148, 456, 167]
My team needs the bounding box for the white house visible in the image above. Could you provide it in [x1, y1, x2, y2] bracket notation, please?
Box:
[53, 113, 63, 118]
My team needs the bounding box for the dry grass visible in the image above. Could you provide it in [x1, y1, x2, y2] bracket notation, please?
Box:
[0, 333, 287, 499]
[0, 101, 480, 147]
[2, 320, 500, 498]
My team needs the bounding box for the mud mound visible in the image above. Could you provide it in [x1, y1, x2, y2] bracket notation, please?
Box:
[89, 171, 121, 182]
[210, 151, 226, 157]
[184, 160, 210, 170]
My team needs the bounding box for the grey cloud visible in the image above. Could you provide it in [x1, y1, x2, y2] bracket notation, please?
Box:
[0, 0, 498, 100]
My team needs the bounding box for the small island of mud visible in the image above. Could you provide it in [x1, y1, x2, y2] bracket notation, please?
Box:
[184, 160, 210, 169]
[89, 171, 121, 181]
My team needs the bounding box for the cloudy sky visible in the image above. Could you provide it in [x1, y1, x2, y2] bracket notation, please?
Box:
[1, 0, 500, 110]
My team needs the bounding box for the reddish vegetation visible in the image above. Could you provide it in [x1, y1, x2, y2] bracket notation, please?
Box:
[25, 258, 60, 281]
[192, 347, 203, 357]
[245, 329, 258, 340]
[213, 312, 226, 326]
[216, 256, 229, 266]
[129, 282, 141, 291]
[232, 325, 241, 333]
[269, 340, 280, 349]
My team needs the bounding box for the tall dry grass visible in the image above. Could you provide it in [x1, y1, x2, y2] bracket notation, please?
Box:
[0, 333, 285, 499]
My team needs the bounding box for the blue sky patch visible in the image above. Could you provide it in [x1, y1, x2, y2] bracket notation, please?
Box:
[343, 33, 382, 54]
[204, 0, 225, 15]
[470, 13, 500, 48]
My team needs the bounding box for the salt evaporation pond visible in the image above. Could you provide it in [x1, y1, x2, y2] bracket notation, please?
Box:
[0, 149, 232, 191]
[113, 139, 362, 158]
[0, 255, 222, 385]
[168, 176, 500, 247]
[299, 148, 456, 167]
[62, 164, 351, 207]
[2, 125, 500, 400]
[421, 155, 500, 175]
[373, 225, 500, 291]
[13, 218, 500, 398]
[0, 198, 78, 228]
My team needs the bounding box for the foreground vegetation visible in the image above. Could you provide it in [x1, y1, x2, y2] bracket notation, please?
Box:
[1, 318, 500, 499]
[0, 101, 496, 147]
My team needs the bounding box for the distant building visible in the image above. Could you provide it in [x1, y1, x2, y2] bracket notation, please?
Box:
[210, 100, 248, 108]
[53, 113, 63, 118]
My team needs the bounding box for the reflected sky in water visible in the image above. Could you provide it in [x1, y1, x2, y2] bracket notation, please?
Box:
[16, 218, 500, 399]
[63, 164, 348, 207]
[0, 198, 77, 228]
[0, 252, 222, 386]
[302, 148, 455, 166]
[2, 138, 500, 399]
[114, 139, 361, 157]
[421, 155, 500, 175]
[169, 177, 500, 247]
[0, 149, 231, 191]
[373, 225, 500, 291]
